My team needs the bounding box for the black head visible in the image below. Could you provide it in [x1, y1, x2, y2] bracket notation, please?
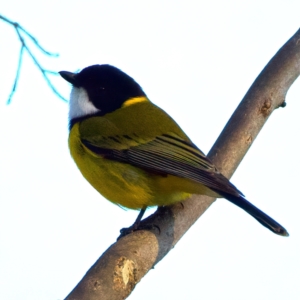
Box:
[60, 64, 146, 115]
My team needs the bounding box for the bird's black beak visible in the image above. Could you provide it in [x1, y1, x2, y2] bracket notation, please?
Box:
[59, 71, 77, 85]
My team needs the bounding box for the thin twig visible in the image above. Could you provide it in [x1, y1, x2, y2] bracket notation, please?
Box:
[7, 45, 24, 104]
[0, 14, 67, 103]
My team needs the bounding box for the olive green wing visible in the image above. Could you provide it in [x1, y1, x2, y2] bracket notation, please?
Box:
[81, 130, 243, 197]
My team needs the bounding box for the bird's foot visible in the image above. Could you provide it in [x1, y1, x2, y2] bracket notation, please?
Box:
[117, 223, 160, 240]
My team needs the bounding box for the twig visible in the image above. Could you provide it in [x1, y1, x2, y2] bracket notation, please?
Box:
[7, 45, 24, 104]
[0, 14, 67, 103]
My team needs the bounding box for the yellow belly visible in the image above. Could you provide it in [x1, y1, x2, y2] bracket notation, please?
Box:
[69, 123, 219, 209]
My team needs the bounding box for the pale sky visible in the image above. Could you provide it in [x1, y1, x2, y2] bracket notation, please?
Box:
[1, 1, 300, 299]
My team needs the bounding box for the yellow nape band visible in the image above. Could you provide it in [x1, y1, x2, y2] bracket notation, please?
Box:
[121, 96, 148, 108]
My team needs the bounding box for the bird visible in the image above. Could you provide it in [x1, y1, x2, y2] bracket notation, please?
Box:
[59, 64, 288, 237]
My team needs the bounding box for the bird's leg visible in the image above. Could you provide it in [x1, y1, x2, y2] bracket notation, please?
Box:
[118, 207, 147, 240]
[132, 207, 147, 230]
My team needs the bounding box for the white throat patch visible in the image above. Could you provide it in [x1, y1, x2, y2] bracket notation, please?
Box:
[69, 87, 100, 120]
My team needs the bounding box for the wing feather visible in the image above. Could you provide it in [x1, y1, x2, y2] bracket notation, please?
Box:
[82, 132, 243, 197]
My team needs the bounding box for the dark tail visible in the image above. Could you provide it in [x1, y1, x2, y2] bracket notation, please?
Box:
[216, 191, 289, 236]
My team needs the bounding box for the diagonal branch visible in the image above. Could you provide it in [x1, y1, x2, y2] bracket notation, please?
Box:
[65, 28, 300, 300]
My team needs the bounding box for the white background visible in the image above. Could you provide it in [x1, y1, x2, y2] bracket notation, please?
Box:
[0, 1, 299, 299]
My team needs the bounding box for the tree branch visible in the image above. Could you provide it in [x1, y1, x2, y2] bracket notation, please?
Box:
[65, 28, 300, 300]
[0, 15, 67, 103]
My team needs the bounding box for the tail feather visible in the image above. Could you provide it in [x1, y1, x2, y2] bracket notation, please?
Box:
[215, 191, 289, 236]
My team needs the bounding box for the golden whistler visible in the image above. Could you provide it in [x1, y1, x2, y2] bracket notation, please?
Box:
[60, 64, 288, 236]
